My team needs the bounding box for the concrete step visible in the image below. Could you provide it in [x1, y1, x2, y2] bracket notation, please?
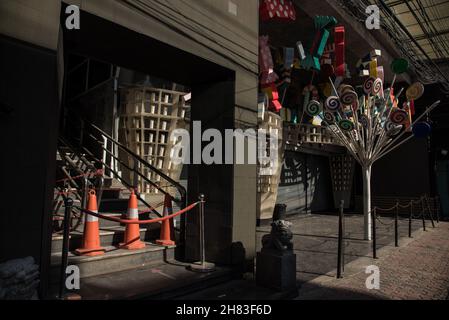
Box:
[98, 198, 129, 212]
[50, 242, 175, 281]
[51, 224, 161, 253]
[51, 262, 235, 300]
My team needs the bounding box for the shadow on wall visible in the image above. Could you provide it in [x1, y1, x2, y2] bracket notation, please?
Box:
[276, 152, 333, 214]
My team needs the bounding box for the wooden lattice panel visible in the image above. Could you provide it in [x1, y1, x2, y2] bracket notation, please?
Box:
[119, 86, 189, 195]
[330, 154, 355, 208]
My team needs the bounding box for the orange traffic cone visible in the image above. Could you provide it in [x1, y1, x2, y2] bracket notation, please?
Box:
[75, 190, 105, 256]
[156, 194, 175, 246]
[120, 190, 145, 250]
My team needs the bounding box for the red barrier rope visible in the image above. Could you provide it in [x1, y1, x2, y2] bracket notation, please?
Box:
[75, 201, 199, 224]
[55, 169, 104, 183]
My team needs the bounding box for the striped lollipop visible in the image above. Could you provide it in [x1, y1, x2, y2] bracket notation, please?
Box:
[363, 77, 375, 95]
[323, 111, 336, 123]
[305, 100, 322, 117]
[325, 96, 341, 111]
[340, 90, 358, 106]
[390, 108, 408, 124]
[338, 119, 355, 132]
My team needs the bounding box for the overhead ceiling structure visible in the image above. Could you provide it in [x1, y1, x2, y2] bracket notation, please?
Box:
[337, 0, 449, 93]
[386, 0, 449, 61]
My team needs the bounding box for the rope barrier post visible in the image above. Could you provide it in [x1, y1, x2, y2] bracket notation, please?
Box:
[59, 197, 73, 300]
[372, 207, 377, 259]
[434, 196, 440, 223]
[394, 200, 399, 247]
[409, 201, 413, 238]
[337, 200, 344, 279]
[189, 194, 215, 273]
[421, 197, 426, 231]
[426, 196, 436, 228]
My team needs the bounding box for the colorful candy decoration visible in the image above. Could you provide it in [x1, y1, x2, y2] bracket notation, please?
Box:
[261, 83, 282, 112]
[385, 121, 402, 137]
[340, 90, 358, 105]
[357, 50, 381, 77]
[391, 58, 409, 74]
[320, 42, 334, 66]
[412, 122, 431, 138]
[406, 82, 425, 101]
[296, 41, 306, 60]
[363, 77, 375, 95]
[334, 26, 345, 77]
[325, 96, 341, 111]
[259, 36, 278, 85]
[302, 16, 337, 71]
[323, 111, 336, 123]
[338, 119, 355, 132]
[372, 78, 383, 95]
[390, 108, 408, 124]
[259, 0, 296, 22]
[305, 100, 322, 117]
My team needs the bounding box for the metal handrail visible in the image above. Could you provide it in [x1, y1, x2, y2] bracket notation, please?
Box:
[66, 114, 187, 209]
[60, 133, 162, 217]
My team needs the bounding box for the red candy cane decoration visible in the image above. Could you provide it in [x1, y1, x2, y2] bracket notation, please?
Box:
[334, 26, 345, 77]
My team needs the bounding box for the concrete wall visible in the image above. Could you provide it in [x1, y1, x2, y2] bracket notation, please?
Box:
[276, 151, 334, 215]
[0, 35, 59, 296]
[0, 0, 259, 270]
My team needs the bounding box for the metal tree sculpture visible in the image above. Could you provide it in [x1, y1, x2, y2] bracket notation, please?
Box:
[305, 59, 441, 240]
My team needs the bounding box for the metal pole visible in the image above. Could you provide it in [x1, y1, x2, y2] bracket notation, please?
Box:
[395, 201, 399, 247]
[421, 198, 426, 231]
[409, 201, 413, 238]
[372, 207, 377, 259]
[337, 200, 344, 278]
[189, 194, 215, 273]
[426, 196, 436, 228]
[434, 196, 440, 223]
[59, 197, 73, 299]
[199, 194, 205, 266]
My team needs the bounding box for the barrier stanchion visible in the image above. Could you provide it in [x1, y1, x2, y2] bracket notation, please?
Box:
[337, 200, 344, 278]
[409, 201, 413, 238]
[394, 200, 399, 247]
[189, 194, 215, 273]
[59, 197, 73, 299]
[425, 196, 436, 228]
[434, 196, 440, 223]
[372, 207, 377, 259]
[421, 197, 426, 231]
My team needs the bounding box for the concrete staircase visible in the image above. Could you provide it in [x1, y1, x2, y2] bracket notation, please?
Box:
[52, 146, 175, 287]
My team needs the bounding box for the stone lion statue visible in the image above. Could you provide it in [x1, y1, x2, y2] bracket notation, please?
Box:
[262, 220, 293, 252]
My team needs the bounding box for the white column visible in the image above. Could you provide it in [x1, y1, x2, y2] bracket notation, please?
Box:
[362, 165, 372, 240]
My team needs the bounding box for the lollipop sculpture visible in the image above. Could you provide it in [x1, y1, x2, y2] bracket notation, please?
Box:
[316, 58, 440, 240]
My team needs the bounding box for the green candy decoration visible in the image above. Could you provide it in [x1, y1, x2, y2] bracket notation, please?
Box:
[391, 58, 409, 74]
[338, 119, 355, 132]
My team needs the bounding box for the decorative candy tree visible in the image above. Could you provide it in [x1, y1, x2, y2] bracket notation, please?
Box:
[304, 58, 441, 240]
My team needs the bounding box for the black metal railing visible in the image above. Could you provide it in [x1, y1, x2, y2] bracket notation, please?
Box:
[62, 113, 187, 215]
[370, 195, 440, 259]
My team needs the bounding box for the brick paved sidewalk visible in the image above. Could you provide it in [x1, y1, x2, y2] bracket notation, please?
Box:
[295, 218, 449, 300]
[180, 214, 449, 300]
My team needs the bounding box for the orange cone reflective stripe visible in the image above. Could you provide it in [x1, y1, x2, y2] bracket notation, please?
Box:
[120, 189, 145, 250]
